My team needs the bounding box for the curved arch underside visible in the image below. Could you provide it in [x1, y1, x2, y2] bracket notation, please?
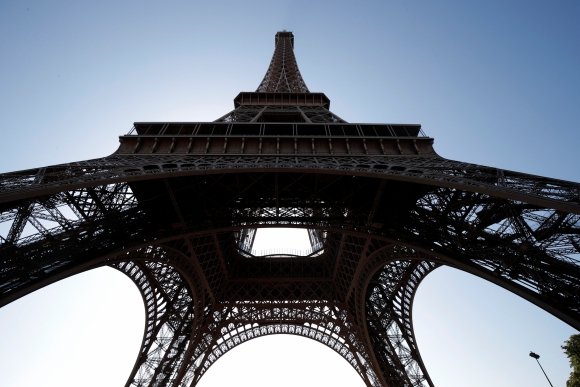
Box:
[2, 155, 579, 214]
[111, 248, 382, 387]
[1, 159, 580, 387]
[364, 258, 438, 387]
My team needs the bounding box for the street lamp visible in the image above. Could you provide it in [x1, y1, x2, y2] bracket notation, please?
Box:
[529, 351, 554, 387]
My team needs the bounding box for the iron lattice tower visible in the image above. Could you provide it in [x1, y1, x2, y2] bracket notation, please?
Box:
[1, 31, 580, 387]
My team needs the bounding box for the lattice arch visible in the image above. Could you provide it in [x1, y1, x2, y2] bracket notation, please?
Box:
[108, 245, 210, 387]
[179, 304, 381, 387]
[2, 29, 580, 387]
[109, 244, 382, 387]
[345, 243, 439, 387]
[353, 235, 580, 387]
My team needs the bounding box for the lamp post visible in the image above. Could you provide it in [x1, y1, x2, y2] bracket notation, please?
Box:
[529, 351, 554, 387]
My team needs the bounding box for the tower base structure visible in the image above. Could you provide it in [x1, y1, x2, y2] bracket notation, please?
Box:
[1, 31, 580, 387]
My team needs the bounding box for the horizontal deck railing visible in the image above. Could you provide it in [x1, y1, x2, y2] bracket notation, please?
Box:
[126, 122, 426, 138]
[238, 242, 324, 258]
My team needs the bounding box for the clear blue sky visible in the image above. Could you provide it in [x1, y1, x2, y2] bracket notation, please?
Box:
[0, 1, 578, 386]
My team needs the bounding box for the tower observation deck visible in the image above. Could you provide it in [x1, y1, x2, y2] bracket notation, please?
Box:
[1, 31, 580, 387]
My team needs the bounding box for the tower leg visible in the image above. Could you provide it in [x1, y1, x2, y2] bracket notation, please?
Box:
[111, 245, 208, 387]
[353, 244, 440, 387]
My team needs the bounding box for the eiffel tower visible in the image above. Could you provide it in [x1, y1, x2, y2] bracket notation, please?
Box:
[1, 31, 580, 387]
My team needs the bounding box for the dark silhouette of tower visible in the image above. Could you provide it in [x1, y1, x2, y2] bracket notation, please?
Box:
[1, 31, 580, 387]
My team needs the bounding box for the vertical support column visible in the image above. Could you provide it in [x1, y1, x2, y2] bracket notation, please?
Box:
[364, 259, 438, 387]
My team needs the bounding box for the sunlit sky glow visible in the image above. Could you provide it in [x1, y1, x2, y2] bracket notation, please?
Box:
[1, 1, 579, 386]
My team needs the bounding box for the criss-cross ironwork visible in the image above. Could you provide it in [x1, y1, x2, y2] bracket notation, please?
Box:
[256, 31, 309, 93]
[1, 31, 579, 387]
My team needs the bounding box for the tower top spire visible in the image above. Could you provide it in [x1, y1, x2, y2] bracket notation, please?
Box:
[256, 31, 310, 93]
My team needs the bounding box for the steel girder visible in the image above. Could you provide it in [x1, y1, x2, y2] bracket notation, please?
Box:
[3, 28, 580, 387]
[182, 302, 381, 387]
[362, 253, 439, 387]
[109, 245, 211, 387]
[104, 242, 384, 387]
[1, 159, 580, 386]
[214, 105, 347, 123]
[1, 155, 578, 213]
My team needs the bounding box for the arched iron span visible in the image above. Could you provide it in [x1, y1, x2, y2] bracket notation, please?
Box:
[1, 31, 580, 386]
